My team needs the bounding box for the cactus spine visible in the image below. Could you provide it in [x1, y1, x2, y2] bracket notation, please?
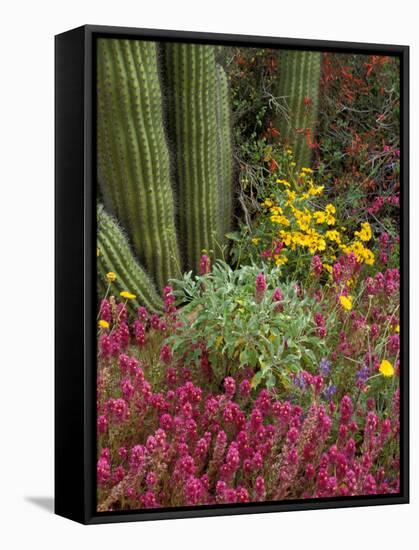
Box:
[97, 38, 181, 290]
[164, 44, 233, 272]
[97, 205, 164, 314]
[276, 50, 321, 169]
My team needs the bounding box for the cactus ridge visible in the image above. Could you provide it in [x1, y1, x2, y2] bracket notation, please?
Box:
[164, 43, 233, 272]
[276, 50, 321, 168]
[97, 205, 164, 314]
[97, 38, 181, 290]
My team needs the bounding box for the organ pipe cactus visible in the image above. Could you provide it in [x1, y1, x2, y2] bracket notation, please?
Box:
[97, 204, 164, 314]
[97, 38, 181, 290]
[164, 44, 233, 272]
[215, 63, 234, 242]
[276, 50, 322, 169]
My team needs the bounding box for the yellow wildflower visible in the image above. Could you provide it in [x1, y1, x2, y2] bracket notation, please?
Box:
[363, 249, 375, 266]
[324, 204, 336, 225]
[279, 230, 292, 247]
[379, 359, 394, 377]
[251, 237, 260, 245]
[274, 254, 288, 266]
[395, 324, 400, 333]
[276, 179, 291, 187]
[285, 189, 296, 205]
[293, 208, 312, 231]
[301, 167, 313, 174]
[355, 222, 372, 242]
[313, 211, 326, 224]
[339, 295, 353, 311]
[98, 319, 109, 329]
[290, 161, 296, 168]
[308, 184, 324, 196]
[271, 214, 290, 226]
[262, 198, 274, 208]
[106, 271, 117, 282]
[120, 291, 136, 300]
[323, 264, 333, 273]
[325, 230, 341, 244]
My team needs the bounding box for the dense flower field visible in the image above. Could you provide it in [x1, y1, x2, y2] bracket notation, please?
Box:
[96, 44, 400, 511]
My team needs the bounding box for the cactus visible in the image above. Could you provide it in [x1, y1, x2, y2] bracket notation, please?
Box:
[276, 50, 321, 169]
[97, 38, 181, 290]
[215, 63, 234, 241]
[164, 44, 233, 272]
[97, 204, 164, 314]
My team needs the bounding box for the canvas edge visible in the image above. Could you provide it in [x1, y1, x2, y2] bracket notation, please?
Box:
[54, 24, 409, 526]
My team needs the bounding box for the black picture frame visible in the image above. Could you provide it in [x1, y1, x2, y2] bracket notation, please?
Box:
[55, 24, 409, 525]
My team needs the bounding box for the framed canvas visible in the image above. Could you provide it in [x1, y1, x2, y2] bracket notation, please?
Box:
[55, 25, 409, 524]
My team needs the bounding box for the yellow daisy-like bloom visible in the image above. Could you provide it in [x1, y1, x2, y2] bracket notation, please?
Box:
[395, 324, 400, 333]
[339, 295, 353, 311]
[262, 198, 274, 208]
[300, 167, 313, 174]
[285, 189, 296, 205]
[325, 230, 342, 244]
[379, 359, 394, 377]
[324, 204, 336, 225]
[276, 179, 291, 187]
[98, 319, 109, 329]
[323, 264, 333, 274]
[271, 214, 290, 226]
[293, 208, 312, 232]
[278, 230, 292, 247]
[251, 237, 260, 245]
[308, 184, 324, 197]
[274, 254, 288, 266]
[106, 271, 117, 282]
[120, 291, 136, 300]
[313, 211, 326, 224]
[355, 222, 372, 242]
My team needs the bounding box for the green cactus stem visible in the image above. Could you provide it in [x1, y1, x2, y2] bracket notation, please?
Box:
[276, 50, 321, 169]
[164, 44, 233, 272]
[97, 38, 181, 290]
[215, 63, 234, 241]
[97, 204, 164, 314]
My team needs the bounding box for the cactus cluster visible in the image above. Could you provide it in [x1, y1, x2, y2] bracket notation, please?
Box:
[164, 44, 233, 272]
[97, 38, 234, 308]
[97, 38, 181, 290]
[97, 204, 164, 314]
[276, 50, 321, 169]
[96, 39, 323, 313]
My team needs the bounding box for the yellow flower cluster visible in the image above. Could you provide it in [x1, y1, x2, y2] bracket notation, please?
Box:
[341, 241, 375, 266]
[257, 166, 375, 271]
[313, 204, 336, 225]
[269, 205, 290, 226]
[279, 229, 326, 255]
[355, 222, 372, 242]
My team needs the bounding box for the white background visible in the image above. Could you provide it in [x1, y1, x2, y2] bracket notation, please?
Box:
[0, 0, 416, 548]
